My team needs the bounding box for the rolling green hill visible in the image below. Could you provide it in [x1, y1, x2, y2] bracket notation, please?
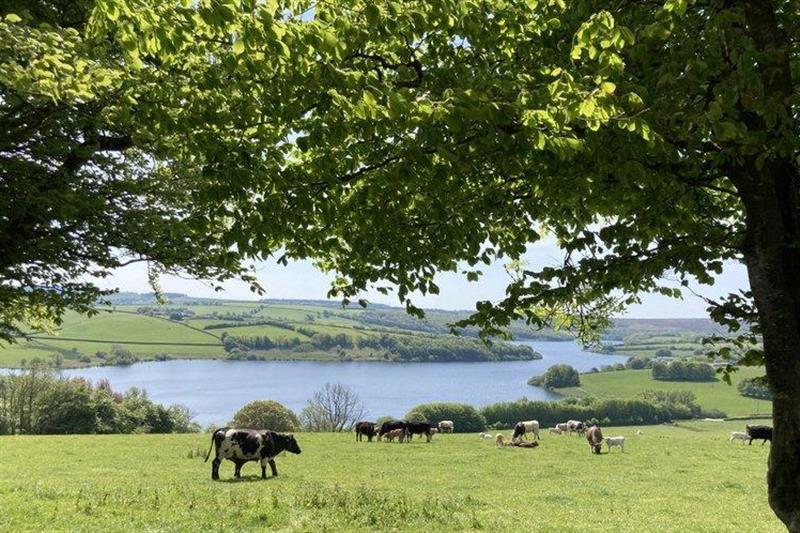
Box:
[558, 366, 771, 417]
[0, 298, 540, 368]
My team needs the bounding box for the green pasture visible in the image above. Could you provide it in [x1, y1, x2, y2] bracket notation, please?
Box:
[0, 420, 781, 532]
[559, 367, 771, 417]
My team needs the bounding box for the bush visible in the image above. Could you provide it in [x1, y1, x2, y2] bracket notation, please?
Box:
[33, 378, 95, 434]
[655, 349, 673, 358]
[230, 400, 299, 431]
[545, 364, 580, 388]
[651, 360, 716, 381]
[737, 377, 772, 400]
[479, 389, 714, 429]
[404, 402, 486, 433]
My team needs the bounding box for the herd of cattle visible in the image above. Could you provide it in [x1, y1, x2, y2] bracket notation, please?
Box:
[203, 419, 774, 480]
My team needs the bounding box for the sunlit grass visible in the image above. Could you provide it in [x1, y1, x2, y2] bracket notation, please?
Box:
[0, 420, 782, 531]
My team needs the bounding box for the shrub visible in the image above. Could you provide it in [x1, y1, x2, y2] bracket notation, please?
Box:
[404, 402, 486, 433]
[737, 377, 772, 400]
[652, 360, 716, 381]
[528, 364, 580, 389]
[655, 349, 673, 358]
[230, 400, 299, 431]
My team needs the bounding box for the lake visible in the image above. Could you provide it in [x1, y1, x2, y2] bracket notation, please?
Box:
[60, 341, 626, 425]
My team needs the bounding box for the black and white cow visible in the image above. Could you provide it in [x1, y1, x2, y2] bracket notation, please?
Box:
[205, 427, 301, 480]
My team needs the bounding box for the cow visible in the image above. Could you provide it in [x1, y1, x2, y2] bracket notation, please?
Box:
[480, 433, 494, 440]
[586, 425, 604, 454]
[384, 428, 406, 442]
[355, 421, 376, 442]
[605, 436, 625, 453]
[438, 420, 455, 433]
[556, 423, 569, 433]
[406, 421, 434, 442]
[511, 420, 540, 441]
[377, 420, 406, 441]
[549, 427, 563, 435]
[745, 425, 773, 446]
[567, 420, 586, 435]
[205, 428, 301, 480]
[729, 431, 749, 444]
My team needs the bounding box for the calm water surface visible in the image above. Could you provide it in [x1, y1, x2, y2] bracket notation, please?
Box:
[63, 341, 626, 425]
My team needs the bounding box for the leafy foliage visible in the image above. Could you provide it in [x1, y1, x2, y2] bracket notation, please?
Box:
[0, 368, 198, 434]
[528, 364, 581, 388]
[230, 400, 299, 432]
[404, 402, 486, 433]
[651, 360, 716, 382]
[738, 377, 772, 400]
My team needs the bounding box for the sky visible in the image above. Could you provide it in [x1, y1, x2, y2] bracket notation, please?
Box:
[97, 238, 750, 319]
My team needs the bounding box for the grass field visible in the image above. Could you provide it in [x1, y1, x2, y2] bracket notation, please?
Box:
[0, 420, 781, 532]
[559, 367, 771, 417]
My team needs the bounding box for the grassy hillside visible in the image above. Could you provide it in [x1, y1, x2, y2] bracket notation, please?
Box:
[559, 367, 771, 417]
[0, 421, 782, 532]
[0, 299, 539, 368]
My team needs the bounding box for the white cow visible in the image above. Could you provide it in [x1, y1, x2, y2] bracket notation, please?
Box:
[438, 420, 455, 433]
[549, 427, 563, 435]
[556, 423, 569, 433]
[480, 432, 494, 440]
[605, 436, 625, 452]
[729, 431, 749, 444]
[512, 420, 540, 441]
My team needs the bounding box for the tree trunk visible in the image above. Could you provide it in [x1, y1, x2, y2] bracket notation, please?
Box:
[739, 161, 800, 530]
[733, 3, 800, 528]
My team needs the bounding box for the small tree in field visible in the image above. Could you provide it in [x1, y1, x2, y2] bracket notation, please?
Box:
[300, 382, 366, 432]
[230, 400, 299, 432]
[542, 364, 581, 389]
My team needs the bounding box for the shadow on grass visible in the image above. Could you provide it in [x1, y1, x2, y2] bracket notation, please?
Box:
[217, 475, 273, 483]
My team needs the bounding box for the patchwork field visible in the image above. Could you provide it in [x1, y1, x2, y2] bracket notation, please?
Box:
[559, 367, 772, 417]
[0, 420, 781, 532]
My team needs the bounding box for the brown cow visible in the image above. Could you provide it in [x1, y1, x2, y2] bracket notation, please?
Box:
[586, 425, 604, 454]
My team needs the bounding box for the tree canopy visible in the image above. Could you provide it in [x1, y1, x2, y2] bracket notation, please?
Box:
[3, 1, 800, 526]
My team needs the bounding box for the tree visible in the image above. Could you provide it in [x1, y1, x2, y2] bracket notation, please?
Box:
[0, 3, 259, 344]
[405, 402, 486, 433]
[300, 382, 365, 432]
[542, 364, 582, 389]
[6, 1, 800, 525]
[230, 400, 299, 432]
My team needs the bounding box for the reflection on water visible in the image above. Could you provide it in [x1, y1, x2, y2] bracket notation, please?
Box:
[62, 341, 626, 425]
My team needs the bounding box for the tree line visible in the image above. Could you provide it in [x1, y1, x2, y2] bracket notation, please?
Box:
[0, 367, 197, 435]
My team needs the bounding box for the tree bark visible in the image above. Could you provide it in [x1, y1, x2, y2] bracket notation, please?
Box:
[739, 159, 800, 530]
[735, 2, 800, 529]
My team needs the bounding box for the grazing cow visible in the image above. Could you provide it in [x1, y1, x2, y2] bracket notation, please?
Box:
[480, 433, 494, 440]
[549, 427, 563, 435]
[406, 421, 434, 442]
[378, 420, 406, 441]
[567, 420, 586, 435]
[438, 420, 455, 433]
[512, 420, 540, 441]
[636, 430, 643, 436]
[556, 423, 569, 433]
[745, 425, 773, 446]
[586, 425, 604, 454]
[205, 428, 301, 480]
[729, 431, 749, 444]
[605, 436, 625, 453]
[385, 428, 406, 443]
[430, 427, 439, 435]
[355, 421, 376, 442]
